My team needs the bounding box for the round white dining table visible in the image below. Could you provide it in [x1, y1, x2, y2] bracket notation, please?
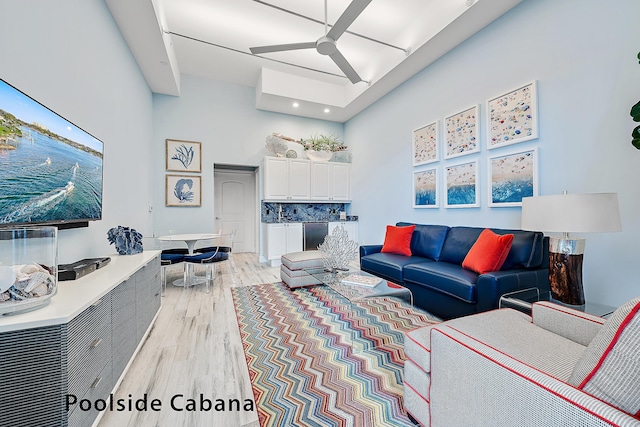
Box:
[158, 233, 220, 286]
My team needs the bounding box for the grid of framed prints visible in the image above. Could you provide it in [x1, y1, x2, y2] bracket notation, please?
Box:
[411, 81, 539, 209]
[165, 139, 202, 207]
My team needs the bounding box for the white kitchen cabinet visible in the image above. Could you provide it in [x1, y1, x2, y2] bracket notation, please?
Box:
[263, 222, 303, 266]
[310, 162, 351, 201]
[329, 221, 358, 244]
[330, 163, 351, 201]
[310, 162, 331, 200]
[263, 157, 311, 201]
[289, 159, 312, 199]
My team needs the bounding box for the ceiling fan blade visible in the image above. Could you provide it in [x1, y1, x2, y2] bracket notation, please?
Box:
[329, 50, 362, 83]
[326, 0, 372, 41]
[250, 42, 317, 55]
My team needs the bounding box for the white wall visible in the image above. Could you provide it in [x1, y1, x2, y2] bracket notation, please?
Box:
[151, 74, 343, 236]
[345, 0, 640, 306]
[0, 0, 154, 263]
[4, 0, 638, 306]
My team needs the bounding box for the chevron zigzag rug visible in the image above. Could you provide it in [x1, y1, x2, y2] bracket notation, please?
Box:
[232, 282, 440, 427]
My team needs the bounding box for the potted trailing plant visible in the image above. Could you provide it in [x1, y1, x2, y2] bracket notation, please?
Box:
[630, 51, 640, 149]
[298, 133, 347, 161]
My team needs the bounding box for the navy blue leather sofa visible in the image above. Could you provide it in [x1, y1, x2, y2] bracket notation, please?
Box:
[359, 222, 550, 319]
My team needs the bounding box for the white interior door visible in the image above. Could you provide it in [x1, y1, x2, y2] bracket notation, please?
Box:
[214, 169, 256, 253]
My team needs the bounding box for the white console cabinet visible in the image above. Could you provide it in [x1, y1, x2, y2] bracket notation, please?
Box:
[0, 251, 161, 427]
[262, 223, 303, 266]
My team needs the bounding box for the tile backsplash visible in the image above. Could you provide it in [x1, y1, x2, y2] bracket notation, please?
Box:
[261, 202, 356, 223]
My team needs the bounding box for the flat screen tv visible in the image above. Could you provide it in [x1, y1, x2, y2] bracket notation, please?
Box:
[0, 78, 103, 229]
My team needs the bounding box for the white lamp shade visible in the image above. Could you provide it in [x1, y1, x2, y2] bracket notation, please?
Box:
[521, 193, 622, 233]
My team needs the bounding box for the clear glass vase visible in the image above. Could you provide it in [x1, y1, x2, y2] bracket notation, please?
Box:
[0, 227, 58, 315]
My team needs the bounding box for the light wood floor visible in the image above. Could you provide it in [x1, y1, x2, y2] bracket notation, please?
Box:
[98, 253, 280, 427]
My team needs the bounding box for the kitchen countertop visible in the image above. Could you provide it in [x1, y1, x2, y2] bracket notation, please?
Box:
[262, 216, 358, 224]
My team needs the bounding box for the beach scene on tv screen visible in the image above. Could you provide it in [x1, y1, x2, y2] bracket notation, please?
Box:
[0, 80, 103, 225]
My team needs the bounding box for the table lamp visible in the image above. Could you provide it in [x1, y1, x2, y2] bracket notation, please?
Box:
[521, 192, 621, 305]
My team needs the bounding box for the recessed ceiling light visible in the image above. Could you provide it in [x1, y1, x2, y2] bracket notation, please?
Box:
[292, 102, 299, 108]
[324, 108, 330, 113]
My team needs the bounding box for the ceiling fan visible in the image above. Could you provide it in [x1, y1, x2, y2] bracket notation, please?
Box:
[249, 0, 372, 84]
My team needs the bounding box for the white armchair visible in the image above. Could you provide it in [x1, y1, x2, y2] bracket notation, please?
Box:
[404, 299, 640, 426]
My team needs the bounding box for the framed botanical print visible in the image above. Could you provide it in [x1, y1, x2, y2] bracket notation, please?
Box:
[488, 148, 538, 207]
[444, 105, 479, 159]
[412, 121, 438, 166]
[444, 160, 479, 208]
[413, 168, 439, 208]
[487, 81, 538, 150]
[166, 174, 202, 207]
[166, 139, 202, 173]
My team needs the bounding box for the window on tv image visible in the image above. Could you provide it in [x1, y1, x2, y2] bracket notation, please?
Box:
[0, 79, 103, 227]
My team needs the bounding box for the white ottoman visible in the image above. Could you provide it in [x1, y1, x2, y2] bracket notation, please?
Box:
[280, 250, 324, 289]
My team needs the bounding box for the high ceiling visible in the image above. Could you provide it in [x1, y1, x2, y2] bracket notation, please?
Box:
[106, 0, 523, 122]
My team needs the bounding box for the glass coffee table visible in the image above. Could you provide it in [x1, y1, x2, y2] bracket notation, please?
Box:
[304, 267, 413, 305]
[304, 267, 414, 354]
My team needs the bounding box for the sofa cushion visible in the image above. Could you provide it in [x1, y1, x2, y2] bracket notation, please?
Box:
[405, 308, 584, 381]
[462, 229, 514, 274]
[439, 226, 544, 270]
[397, 222, 449, 260]
[381, 224, 416, 256]
[404, 262, 479, 303]
[360, 253, 432, 283]
[439, 227, 483, 265]
[434, 309, 586, 381]
[499, 230, 545, 270]
[568, 298, 640, 417]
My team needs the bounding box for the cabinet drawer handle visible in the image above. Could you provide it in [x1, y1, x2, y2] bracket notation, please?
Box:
[91, 338, 103, 348]
[91, 377, 102, 389]
[90, 299, 102, 308]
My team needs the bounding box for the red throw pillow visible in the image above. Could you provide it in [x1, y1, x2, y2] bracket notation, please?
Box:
[381, 225, 416, 256]
[462, 229, 514, 274]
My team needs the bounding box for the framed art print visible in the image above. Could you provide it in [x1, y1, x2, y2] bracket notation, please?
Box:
[487, 81, 538, 150]
[166, 174, 202, 207]
[445, 160, 479, 208]
[488, 147, 538, 207]
[413, 168, 439, 208]
[444, 105, 479, 159]
[412, 121, 438, 166]
[166, 139, 202, 172]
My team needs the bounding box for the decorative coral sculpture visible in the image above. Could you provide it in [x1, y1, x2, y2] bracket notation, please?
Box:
[265, 134, 290, 157]
[318, 225, 358, 272]
[107, 226, 143, 255]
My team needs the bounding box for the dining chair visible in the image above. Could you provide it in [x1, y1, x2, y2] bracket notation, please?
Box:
[184, 231, 236, 292]
[158, 235, 188, 296]
[195, 229, 237, 284]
